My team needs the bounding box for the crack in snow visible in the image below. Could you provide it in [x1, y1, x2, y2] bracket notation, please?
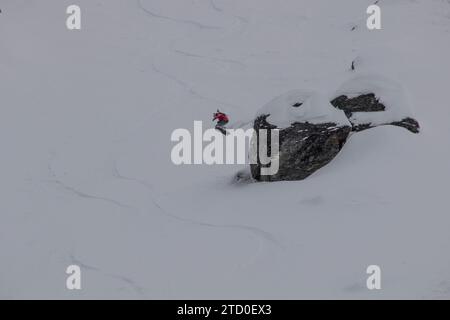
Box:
[209, 0, 224, 13]
[46, 179, 135, 210]
[137, 0, 222, 30]
[112, 162, 284, 267]
[173, 48, 246, 69]
[69, 254, 146, 296]
[45, 157, 135, 212]
[151, 63, 240, 110]
[209, 0, 249, 29]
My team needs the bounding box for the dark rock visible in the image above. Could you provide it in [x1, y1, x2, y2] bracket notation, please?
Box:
[391, 117, 420, 134]
[250, 115, 351, 182]
[330, 93, 420, 133]
[331, 93, 385, 117]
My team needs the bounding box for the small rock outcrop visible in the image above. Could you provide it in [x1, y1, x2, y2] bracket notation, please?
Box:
[330, 75, 420, 133]
[248, 75, 420, 183]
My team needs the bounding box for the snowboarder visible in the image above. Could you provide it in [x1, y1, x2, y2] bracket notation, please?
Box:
[213, 109, 229, 135]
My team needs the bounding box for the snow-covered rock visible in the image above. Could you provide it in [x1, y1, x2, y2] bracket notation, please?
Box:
[257, 90, 350, 129]
[251, 90, 351, 181]
[331, 74, 420, 133]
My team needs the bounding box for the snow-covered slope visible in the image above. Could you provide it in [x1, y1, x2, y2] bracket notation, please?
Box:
[1, 0, 450, 299]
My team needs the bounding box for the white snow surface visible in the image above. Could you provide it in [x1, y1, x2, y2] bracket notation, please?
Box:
[1, 0, 450, 299]
[333, 74, 416, 128]
[257, 90, 350, 128]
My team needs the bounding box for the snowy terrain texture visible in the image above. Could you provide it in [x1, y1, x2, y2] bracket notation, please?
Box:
[1, 0, 450, 299]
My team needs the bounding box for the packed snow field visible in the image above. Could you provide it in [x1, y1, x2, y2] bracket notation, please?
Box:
[1, 0, 450, 299]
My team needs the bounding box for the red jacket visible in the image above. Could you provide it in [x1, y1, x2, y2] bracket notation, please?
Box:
[213, 112, 229, 123]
